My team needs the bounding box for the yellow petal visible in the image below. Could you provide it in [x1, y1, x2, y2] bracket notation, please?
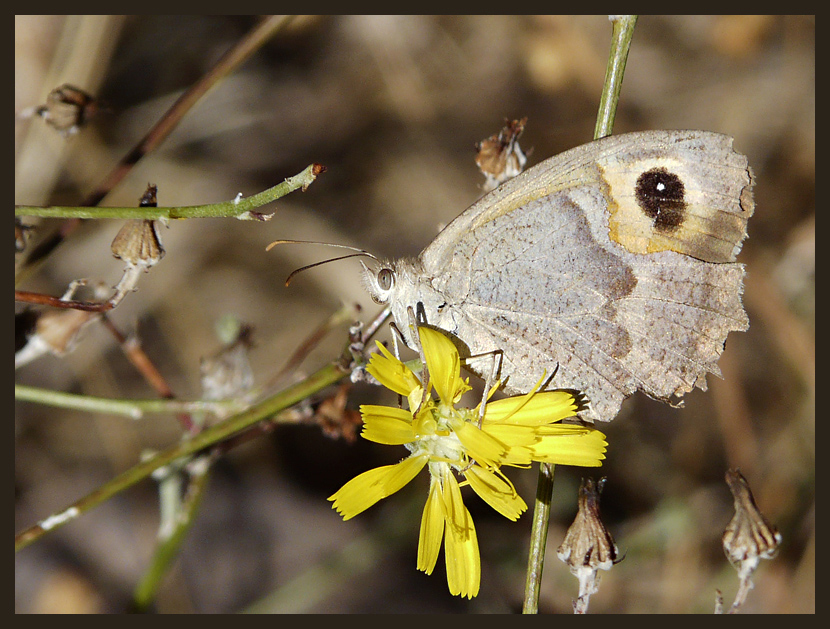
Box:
[328, 454, 428, 520]
[441, 474, 480, 599]
[440, 470, 468, 537]
[360, 405, 416, 444]
[498, 445, 534, 467]
[419, 327, 467, 405]
[453, 420, 508, 468]
[483, 423, 539, 448]
[464, 465, 527, 521]
[417, 476, 446, 574]
[483, 390, 578, 425]
[367, 341, 422, 398]
[530, 429, 608, 467]
[407, 386, 428, 414]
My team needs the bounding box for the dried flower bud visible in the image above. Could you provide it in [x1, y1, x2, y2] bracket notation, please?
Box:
[475, 117, 528, 192]
[106, 188, 166, 310]
[722, 469, 782, 580]
[558, 477, 619, 612]
[35, 84, 100, 136]
[35, 308, 98, 355]
[14, 281, 109, 367]
[111, 219, 165, 269]
[200, 323, 255, 402]
[139, 184, 158, 208]
[15, 218, 34, 253]
[315, 383, 361, 443]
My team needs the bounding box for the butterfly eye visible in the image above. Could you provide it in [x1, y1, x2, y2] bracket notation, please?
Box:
[377, 268, 394, 291]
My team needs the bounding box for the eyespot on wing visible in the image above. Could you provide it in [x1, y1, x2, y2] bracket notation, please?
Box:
[596, 130, 755, 263]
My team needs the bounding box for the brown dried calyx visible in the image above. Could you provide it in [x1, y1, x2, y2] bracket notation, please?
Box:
[111, 184, 165, 270]
[111, 219, 165, 270]
[722, 468, 782, 578]
[557, 477, 621, 613]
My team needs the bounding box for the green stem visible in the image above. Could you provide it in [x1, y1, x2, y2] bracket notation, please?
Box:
[14, 384, 245, 419]
[15, 163, 324, 220]
[522, 15, 637, 614]
[522, 462, 555, 613]
[594, 15, 638, 140]
[132, 456, 213, 611]
[15, 359, 349, 552]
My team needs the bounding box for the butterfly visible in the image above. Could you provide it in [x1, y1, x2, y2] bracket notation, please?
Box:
[361, 130, 754, 423]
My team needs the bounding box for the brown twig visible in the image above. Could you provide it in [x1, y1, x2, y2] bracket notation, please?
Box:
[268, 304, 361, 388]
[14, 289, 115, 312]
[99, 315, 197, 434]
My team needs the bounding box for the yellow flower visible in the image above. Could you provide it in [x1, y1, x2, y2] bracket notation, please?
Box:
[329, 327, 607, 598]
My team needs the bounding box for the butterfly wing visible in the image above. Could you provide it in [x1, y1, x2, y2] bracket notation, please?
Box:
[416, 130, 754, 422]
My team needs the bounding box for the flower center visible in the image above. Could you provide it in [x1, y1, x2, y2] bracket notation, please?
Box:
[411, 401, 467, 470]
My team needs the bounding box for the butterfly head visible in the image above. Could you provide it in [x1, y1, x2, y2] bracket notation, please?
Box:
[361, 261, 398, 305]
[361, 257, 452, 351]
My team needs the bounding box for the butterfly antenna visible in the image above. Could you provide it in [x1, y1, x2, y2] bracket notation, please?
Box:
[266, 239, 379, 286]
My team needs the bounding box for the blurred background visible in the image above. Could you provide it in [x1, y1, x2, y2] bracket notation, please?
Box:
[15, 16, 814, 613]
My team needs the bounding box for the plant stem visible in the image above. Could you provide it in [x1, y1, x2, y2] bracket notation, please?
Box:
[15, 163, 324, 220]
[14, 384, 244, 419]
[98, 315, 197, 434]
[522, 462, 555, 613]
[83, 15, 294, 208]
[15, 359, 349, 552]
[132, 455, 213, 611]
[522, 15, 637, 614]
[594, 15, 638, 140]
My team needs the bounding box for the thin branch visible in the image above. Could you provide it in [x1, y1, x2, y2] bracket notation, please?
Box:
[15, 358, 350, 552]
[14, 289, 115, 312]
[100, 316, 197, 434]
[85, 16, 294, 208]
[100, 316, 174, 398]
[17, 15, 294, 280]
[15, 163, 326, 220]
[132, 454, 214, 611]
[594, 16, 638, 140]
[14, 384, 242, 420]
[522, 462, 555, 613]
[268, 303, 361, 388]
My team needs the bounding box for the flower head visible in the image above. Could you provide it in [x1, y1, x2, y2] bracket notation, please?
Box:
[329, 327, 607, 598]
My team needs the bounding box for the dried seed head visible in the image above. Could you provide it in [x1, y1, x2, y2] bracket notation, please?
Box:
[35, 84, 100, 135]
[558, 477, 619, 611]
[475, 117, 528, 191]
[558, 477, 619, 574]
[315, 383, 362, 443]
[15, 305, 99, 367]
[722, 469, 782, 580]
[111, 219, 165, 269]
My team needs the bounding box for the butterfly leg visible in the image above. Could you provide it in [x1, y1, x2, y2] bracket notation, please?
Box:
[405, 306, 433, 414]
[462, 349, 504, 428]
